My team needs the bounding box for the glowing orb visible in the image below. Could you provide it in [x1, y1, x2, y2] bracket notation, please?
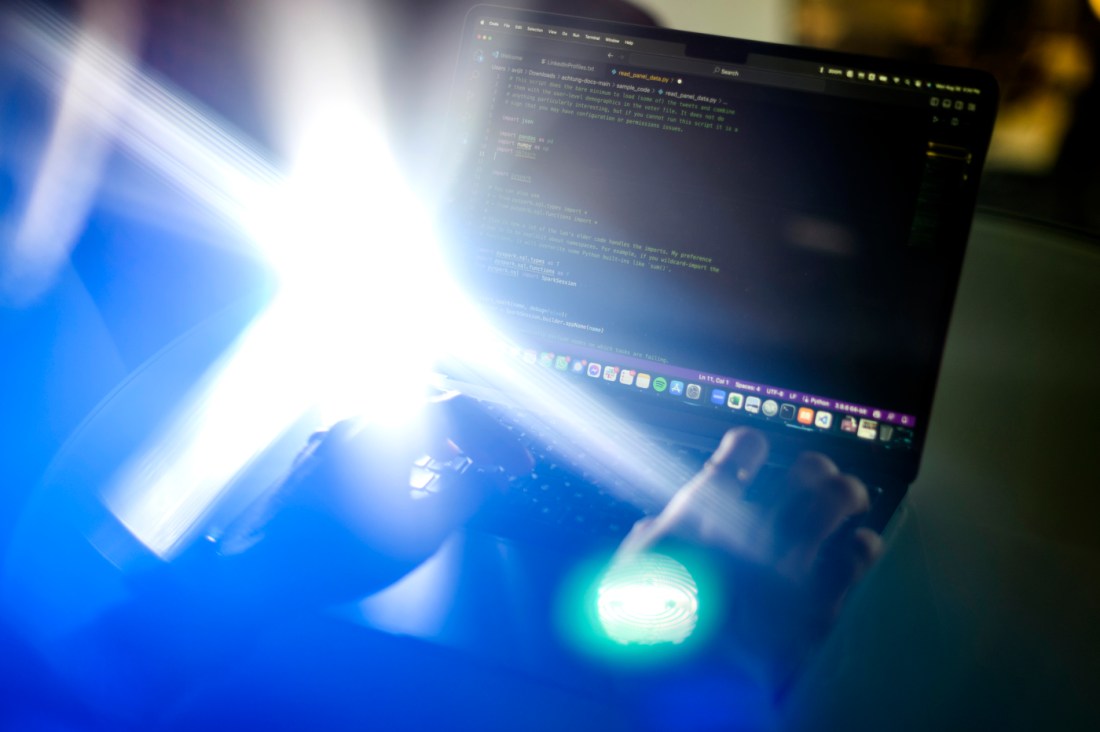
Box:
[596, 553, 699, 645]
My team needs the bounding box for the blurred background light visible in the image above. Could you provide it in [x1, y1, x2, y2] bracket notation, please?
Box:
[597, 552, 699, 645]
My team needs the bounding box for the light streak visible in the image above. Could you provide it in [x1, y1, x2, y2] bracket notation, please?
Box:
[1, 1, 142, 304]
[4, 2, 760, 565]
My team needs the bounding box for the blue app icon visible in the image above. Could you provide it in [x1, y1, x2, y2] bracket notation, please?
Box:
[711, 389, 727, 405]
[669, 380, 685, 396]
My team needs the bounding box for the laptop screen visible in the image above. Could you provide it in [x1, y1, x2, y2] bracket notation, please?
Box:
[438, 6, 997, 481]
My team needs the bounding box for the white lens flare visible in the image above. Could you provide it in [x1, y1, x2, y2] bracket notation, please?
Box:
[0, 0, 470, 556]
[9, 4, 760, 565]
[241, 104, 466, 424]
[105, 103, 480, 556]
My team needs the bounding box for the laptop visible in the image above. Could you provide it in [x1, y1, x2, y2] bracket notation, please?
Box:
[427, 4, 999, 542]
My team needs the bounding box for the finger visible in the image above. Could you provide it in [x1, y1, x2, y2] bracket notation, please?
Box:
[746, 450, 838, 511]
[707, 427, 769, 487]
[811, 526, 883, 620]
[693, 428, 770, 549]
[666, 428, 768, 536]
[786, 452, 839, 492]
[614, 516, 661, 559]
[617, 428, 768, 556]
[758, 453, 838, 558]
[773, 471, 871, 577]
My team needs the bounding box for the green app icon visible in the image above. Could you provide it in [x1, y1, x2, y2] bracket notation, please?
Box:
[652, 376, 668, 393]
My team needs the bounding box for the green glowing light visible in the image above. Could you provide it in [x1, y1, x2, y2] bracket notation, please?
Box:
[596, 552, 699, 645]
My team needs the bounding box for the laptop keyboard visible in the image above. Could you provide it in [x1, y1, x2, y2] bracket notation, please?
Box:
[454, 400, 889, 546]
[462, 401, 684, 546]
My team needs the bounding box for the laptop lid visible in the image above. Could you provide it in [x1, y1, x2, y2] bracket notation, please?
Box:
[435, 5, 998, 500]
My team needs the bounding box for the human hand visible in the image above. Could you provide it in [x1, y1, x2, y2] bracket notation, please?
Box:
[614, 428, 882, 691]
[214, 392, 533, 606]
